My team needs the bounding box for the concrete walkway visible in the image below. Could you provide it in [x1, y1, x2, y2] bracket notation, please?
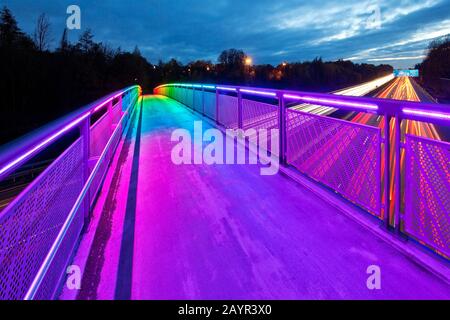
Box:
[64, 95, 449, 300]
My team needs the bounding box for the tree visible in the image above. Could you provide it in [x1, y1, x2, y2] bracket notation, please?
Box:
[218, 49, 245, 67]
[76, 29, 95, 53]
[58, 28, 70, 52]
[0, 6, 34, 49]
[132, 45, 141, 57]
[419, 35, 450, 99]
[217, 49, 247, 82]
[33, 13, 52, 51]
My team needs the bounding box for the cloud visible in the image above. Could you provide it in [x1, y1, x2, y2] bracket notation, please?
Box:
[0, 0, 449, 68]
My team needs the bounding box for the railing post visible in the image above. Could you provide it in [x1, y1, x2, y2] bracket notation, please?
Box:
[80, 116, 91, 222]
[215, 88, 219, 124]
[383, 114, 391, 228]
[394, 115, 402, 233]
[107, 99, 114, 130]
[278, 93, 287, 165]
[237, 88, 243, 129]
[202, 86, 205, 116]
[192, 87, 195, 110]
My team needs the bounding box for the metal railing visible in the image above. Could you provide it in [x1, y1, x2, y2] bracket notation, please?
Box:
[155, 83, 450, 259]
[0, 85, 141, 300]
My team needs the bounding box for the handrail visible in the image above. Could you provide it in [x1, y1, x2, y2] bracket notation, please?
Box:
[0, 85, 141, 300]
[23, 95, 139, 300]
[155, 81, 449, 259]
[154, 83, 450, 126]
[0, 85, 141, 182]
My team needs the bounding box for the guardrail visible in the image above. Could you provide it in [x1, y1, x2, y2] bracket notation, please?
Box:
[155, 83, 449, 259]
[0, 85, 141, 300]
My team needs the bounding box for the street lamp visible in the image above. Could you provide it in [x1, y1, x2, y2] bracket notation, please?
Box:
[245, 57, 253, 66]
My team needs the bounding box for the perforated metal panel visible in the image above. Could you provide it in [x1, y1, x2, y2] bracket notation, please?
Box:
[0, 139, 84, 300]
[286, 109, 382, 216]
[404, 135, 450, 257]
[90, 113, 112, 158]
[218, 94, 238, 128]
[89, 121, 122, 205]
[112, 103, 123, 124]
[185, 89, 194, 109]
[242, 99, 279, 155]
[242, 99, 278, 130]
[193, 89, 203, 113]
[203, 91, 217, 121]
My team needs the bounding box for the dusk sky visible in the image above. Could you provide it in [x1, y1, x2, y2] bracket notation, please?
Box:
[2, 0, 450, 68]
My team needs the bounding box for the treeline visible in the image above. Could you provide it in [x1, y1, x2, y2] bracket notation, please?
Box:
[0, 7, 160, 145]
[416, 36, 450, 102]
[162, 49, 393, 91]
[0, 6, 392, 145]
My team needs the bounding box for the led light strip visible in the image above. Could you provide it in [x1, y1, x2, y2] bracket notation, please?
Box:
[283, 94, 378, 110]
[217, 86, 237, 92]
[24, 100, 134, 301]
[94, 92, 124, 112]
[403, 108, 450, 120]
[0, 86, 139, 178]
[0, 112, 91, 177]
[240, 89, 277, 97]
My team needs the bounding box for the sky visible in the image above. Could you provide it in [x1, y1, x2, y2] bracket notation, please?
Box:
[1, 0, 449, 68]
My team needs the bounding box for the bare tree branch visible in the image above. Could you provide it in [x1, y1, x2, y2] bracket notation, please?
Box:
[33, 13, 52, 51]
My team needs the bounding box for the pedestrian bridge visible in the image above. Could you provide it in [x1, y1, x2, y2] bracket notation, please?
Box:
[0, 84, 449, 300]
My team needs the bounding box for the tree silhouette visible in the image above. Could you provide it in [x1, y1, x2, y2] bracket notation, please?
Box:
[417, 35, 450, 101]
[76, 29, 95, 53]
[0, 6, 408, 146]
[0, 6, 34, 49]
[33, 13, 52, 51]
[58, 28, 70, 52]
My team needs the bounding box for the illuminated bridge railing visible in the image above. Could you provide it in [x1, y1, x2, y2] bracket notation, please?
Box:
[0, 85, 141, 300]
[155, 83, 450, 259]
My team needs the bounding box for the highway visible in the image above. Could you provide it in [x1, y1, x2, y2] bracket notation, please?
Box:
[346, 76, 442, 221]
[292, 74, 394, 115]
[291, 74, 442, 221]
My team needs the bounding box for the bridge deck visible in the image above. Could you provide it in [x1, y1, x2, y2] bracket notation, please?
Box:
[64, 95, 449, 300]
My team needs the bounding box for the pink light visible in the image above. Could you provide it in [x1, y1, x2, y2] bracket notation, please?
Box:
[94, 99, 112, 112]
[94, 93, 123, 112]
[240, 89, 277, 97]
[403, 108, 450, 121]
[283, 94, 378, 110]
[0, 112, 91, 176]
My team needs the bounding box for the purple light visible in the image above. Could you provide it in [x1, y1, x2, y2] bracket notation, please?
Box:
[217, 86, 237, 92]
[283, 94, 378, 110]
[94, 93, 123, 112]
[94, 98, 112, 112]
[403, 108, 450, 121]
[240, 89, 277, 97]
[0, 112, 91, 177]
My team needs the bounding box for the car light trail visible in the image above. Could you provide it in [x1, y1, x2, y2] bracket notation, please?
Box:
[284, 94, 378, 110]
[292, 74, 394, 115]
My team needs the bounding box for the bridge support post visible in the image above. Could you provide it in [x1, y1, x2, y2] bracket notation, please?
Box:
[107, 100, 114, 130]
[394, 115, 402, 233]
[215, 88, 219, 125]
[80, 116, 91, 223]
[237, 89, 243, 129]
[192, 87, 195, 110]
[201, 86, 205, 116]
[383, 114, 391, 228]
[278, 94, 287, 165]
